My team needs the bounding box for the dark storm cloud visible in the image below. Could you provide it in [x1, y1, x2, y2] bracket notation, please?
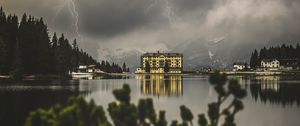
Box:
[1, 0, 300, 67]
[77, 0, 165, 37]
[172, 0, 216, 13]
[76, 0, 219, 37]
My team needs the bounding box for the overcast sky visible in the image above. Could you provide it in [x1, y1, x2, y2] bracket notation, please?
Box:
[1, 0, 300, 66]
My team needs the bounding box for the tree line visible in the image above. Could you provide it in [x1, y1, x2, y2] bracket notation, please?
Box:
[0, 7, 128, 79]
[249, 44, 300, 68]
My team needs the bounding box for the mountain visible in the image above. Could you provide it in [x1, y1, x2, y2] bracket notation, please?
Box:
[170, 38, 227, 70]
[97, 42, 170, 71]
[96, 37, 237, 71]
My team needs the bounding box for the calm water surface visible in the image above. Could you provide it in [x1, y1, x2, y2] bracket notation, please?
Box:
[0, 75, 300, 126]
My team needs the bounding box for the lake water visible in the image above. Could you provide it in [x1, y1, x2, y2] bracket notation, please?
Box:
[0, 75, 300, 126]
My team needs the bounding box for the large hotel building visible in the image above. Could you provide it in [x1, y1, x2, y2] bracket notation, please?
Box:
[135, 51, 183, 73]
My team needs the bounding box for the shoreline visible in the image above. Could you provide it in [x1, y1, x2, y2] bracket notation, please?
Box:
[0, 74, 70, 80]
[1, 70, 300, 80]
[221, 71, 300, 76]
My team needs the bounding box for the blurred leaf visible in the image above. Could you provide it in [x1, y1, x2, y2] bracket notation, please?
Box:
[198, 114, 208, 126]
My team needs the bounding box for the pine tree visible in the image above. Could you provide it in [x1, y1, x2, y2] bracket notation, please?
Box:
[36, 18, 51, 74]
[164, 61, 170, 73]
[10, 39, 23, 80]
[50, 33, 58, 74]
[122, 62, 127, 72]
[145, 61, 150, 73]
[250, 53, 254, 68]
[0, 36, 6, 73]
[71, 39, 79, 71]
[253, 50, 259, 67]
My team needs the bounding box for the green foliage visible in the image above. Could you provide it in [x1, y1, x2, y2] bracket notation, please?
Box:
[59, 97, 110, 126]
[209, 71, 227, 86]
[198, 114, 207, 126]
[108, 84, 138, 126]
[24, 97, 111, 126]
[112, 84, 131, 104]
[170, 120, 178, 126]
[180, 105, 193, 125]
[199, 71, 247, 126]
[228, 80, 247, 99]
[138, 98, 156, 124]
[156, 111, 167, 126]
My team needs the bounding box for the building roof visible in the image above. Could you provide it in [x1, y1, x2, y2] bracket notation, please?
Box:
[233, 62, 247, 65]
[142, 52, 183, 57]
[261, 59, 278, 62]
[79, 65, 87, 69]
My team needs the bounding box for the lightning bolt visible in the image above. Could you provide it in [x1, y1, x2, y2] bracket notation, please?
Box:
[164, 0, 177, 25]
[144, 0, 177, 25]
[144, 0, 158, 13]
[69, 0, 80, 37]
[52, 0, 81, 37]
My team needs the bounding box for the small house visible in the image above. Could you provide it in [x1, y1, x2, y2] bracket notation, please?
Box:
[261, 59, 280, 71]
[261, 59, 280, 68]
[233, 62, 249, 71]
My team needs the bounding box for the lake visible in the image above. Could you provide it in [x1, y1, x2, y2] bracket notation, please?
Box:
[0, 75, 300, 126]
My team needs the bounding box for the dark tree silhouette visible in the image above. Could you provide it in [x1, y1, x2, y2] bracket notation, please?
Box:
[164, 61, 170, 73]
[250, 49, 259, 68]
[180, 105, 194, 125]
[10, 39, 23, 80]
[0, 36, 6, 73]
[122, 62, 127, 72]
[0, 7, 126, 77]
[250, 44, 300, 68]
[145, 61, 151, 73]
[198, 71, 247, 126]
[24, 97, 111, 126]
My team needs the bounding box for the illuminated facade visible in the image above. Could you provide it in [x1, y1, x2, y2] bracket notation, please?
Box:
[137, 75, 183, 97]
[261, 59, 280, 68]
[135, 52, 183, 74]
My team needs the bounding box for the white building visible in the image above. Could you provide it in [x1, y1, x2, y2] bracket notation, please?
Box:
[135, 52, 183, 74]
[76, 65, 103, 73]
[261, 59, 280, 69]
[233, 62, 248, 71]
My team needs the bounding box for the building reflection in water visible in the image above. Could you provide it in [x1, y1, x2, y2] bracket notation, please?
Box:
[249, 76, 300, 107]
[228, 76, 250, 89]
[256, 76, 280, 92]
[136, 75, 183, 97]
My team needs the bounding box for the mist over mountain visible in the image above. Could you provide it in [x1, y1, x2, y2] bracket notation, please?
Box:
[98, 38, 236, 71]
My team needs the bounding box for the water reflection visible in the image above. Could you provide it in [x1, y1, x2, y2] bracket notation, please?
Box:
[0, 80, 81, 126]
[74, 74, 130, 80]
[1, 75, 300, 126]
[137, 75, 183, 97]
[248, 76, 300, 106]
